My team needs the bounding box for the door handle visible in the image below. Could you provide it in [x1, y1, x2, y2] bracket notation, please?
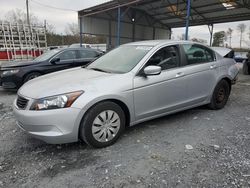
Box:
[210, 65, 216, 69]
[176, 72, 185, 77]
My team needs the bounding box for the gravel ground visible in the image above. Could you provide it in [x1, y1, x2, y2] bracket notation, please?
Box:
[0, 74, 250, 188]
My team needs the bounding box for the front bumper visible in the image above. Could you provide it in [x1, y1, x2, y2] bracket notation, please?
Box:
[0, 73, 21, 89]
[13, 98, 82, 144]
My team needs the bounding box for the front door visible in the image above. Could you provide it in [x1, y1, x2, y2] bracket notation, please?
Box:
[133, 45, 188, 121]
[47, 50, 77, 73]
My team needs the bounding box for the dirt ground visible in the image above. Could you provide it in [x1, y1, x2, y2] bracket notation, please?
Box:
[0, 73, 250, 188]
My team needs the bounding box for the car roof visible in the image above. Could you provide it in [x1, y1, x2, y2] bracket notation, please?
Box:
[60, 47, 97, 51]
[124, 40, 191, 47]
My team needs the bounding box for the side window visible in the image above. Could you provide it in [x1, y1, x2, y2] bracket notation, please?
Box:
[58, 50, 76, 61]
[146, 46, 179, 71]
[78, 50, 98, 59]
[183, 44, 215, 65]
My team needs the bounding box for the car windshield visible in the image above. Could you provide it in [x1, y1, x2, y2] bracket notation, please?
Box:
[34, 49, 61, 61]
[87, 45, 152, 73]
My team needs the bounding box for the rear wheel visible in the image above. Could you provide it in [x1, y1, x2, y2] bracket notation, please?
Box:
[242, 60, 249, 75]
[80, 101, 125, 148]
[24, 72, 41, 83]
[209, 80, 230, 110]
[248, 62, 250, 75]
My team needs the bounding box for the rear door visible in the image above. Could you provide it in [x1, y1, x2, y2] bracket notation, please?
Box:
[181, 43, 219, 105]
[75, 50, 99, 67]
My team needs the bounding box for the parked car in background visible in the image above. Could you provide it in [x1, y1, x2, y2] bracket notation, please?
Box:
[242, 51, 250, 75]
[69, 43, 91, 48]
[13, 40, 239, 148]
[234, 55, 247, 63]
[69, 43, 107, 52]
[234, 52, 248, 63]
[0, 48, 102, 89]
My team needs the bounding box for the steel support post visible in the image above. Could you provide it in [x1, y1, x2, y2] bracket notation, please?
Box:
[208, 24, 214, 47]
[185, 0, 191, 40]
[80, 17, 83, 47]
[117, 7, 121, 46]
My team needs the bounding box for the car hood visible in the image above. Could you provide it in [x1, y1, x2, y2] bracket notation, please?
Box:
[18, 68, 132, 99]
[1, 60, 39, 69]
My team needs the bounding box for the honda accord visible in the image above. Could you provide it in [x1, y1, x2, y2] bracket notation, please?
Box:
[13, 40, 239, 148]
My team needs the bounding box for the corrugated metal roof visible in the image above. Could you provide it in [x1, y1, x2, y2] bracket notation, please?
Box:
[79, 0, 250, 28]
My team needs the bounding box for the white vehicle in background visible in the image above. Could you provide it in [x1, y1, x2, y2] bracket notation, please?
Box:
[69, 43, 91, 49]
[90, 44, 107, 52]
[69, 43, 107, 52]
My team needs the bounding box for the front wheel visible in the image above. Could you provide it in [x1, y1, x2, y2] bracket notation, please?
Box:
[24, 72, 41, 83]
[209, 80, 230, 110]
[79, 101, 125, 148]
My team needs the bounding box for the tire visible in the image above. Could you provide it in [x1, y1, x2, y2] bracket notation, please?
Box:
[248, 62, 250, 75]
[79, 101, 125, 148]
[242, 60, 249, 75]
[209, 80, 230, 110]
[24, 72, 41, 83]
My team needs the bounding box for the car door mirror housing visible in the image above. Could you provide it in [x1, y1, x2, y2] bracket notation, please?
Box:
[144, 66, 161, 76]
[51, 57, 60, 64]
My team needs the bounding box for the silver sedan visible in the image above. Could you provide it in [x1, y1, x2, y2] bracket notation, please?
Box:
[13, 40, 239, 148]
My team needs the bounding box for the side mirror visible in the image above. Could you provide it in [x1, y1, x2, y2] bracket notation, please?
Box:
[144, 66, 161, 76]
[51, 57, 60, 64]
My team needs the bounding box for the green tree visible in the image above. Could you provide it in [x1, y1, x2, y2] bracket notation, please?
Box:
[212, 31, 226, 47]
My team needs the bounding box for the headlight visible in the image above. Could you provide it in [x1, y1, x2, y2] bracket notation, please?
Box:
[2, 69, 19, 76]
[30, 91, 83, 111]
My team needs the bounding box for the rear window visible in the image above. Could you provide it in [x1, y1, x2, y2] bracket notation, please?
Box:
[79, 50, 97, 58]
[183, 44, 215, 65]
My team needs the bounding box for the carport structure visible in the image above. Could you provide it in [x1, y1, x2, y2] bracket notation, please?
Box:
[78, 0, 250, 48]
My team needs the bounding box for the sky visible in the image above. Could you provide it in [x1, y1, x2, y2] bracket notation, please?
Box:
[0, 0, 249, 48]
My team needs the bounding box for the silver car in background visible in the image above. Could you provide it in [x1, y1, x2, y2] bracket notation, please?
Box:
[13, 40, 239, 148]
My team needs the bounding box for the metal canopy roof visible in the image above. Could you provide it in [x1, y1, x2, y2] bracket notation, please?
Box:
[79, 0, 250, 28]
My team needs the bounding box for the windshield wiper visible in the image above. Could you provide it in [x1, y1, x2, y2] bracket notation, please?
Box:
[89, 68, 110, 73]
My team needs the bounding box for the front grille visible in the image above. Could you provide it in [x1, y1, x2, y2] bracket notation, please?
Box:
[16, 96, 29, 109]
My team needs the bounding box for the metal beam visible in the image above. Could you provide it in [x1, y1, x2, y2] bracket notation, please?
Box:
[108, 20, 112, 49]
[182, 0, 209, 23]
[185, 0, 191, 40]
[79, 17, 83, 47]
[158, 8, 247, 24]
[88, 15, 168, 30]
[208, 24, 214, 46]
[81, 0, 143, 17]
[164, 0, 186, 21]
[162, 12, 250, 28]
[147, 1, 223, 12]
[117, 7, 121, 46]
